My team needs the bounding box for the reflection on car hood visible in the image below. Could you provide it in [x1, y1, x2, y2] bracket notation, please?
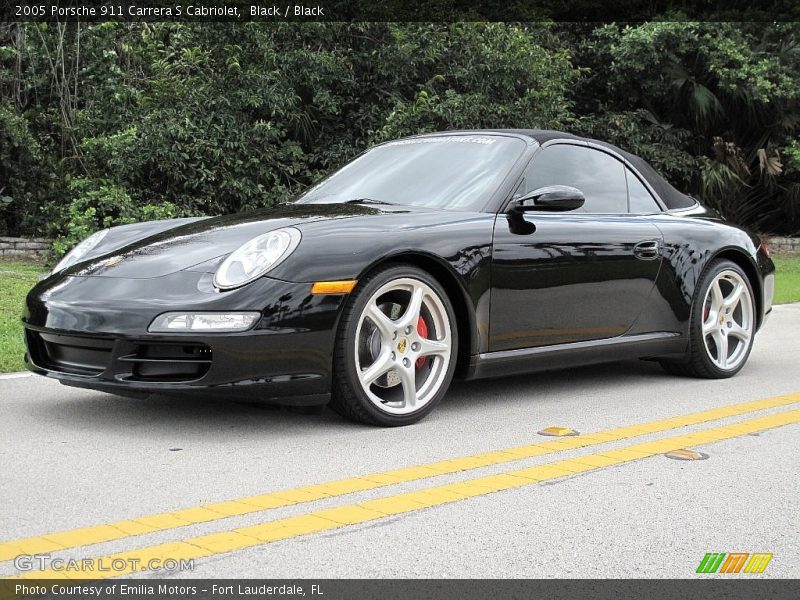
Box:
[60, 203, 426, 279]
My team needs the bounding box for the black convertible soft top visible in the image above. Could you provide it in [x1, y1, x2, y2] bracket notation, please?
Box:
[431, 129, 698, 210]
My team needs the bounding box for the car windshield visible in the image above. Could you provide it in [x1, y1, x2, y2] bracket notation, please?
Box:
[296, 135, 527, 211]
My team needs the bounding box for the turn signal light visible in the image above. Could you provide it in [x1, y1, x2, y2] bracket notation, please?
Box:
[311, 280, 358, 294]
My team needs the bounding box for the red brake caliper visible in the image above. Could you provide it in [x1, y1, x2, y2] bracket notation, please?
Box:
[416, 317, 428, 368]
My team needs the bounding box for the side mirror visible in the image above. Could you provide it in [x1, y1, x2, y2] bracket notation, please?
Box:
[512, 185, 585, 212]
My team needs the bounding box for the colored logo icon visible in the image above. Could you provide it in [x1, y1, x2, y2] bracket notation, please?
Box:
[696, 552, 772, 574]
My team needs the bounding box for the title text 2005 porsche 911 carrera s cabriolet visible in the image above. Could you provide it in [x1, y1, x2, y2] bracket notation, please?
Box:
[24, 130, 775, 426]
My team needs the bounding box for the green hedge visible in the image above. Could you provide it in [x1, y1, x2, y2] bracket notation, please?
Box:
[1, 22, 798, 254]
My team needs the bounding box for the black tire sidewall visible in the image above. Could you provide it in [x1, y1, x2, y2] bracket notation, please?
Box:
[335, 265, 459, 426]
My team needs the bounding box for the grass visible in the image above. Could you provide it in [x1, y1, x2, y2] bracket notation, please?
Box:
[0, 260, 45, 373]
[772, 255, 800, 305]
[0, 254, 799, 373]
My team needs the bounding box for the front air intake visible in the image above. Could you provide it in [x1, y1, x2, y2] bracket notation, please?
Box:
[118, 343, 212, 382]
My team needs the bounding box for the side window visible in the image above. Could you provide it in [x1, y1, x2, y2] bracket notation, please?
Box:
[522, 145, 628, 213]
[626, 169, 661, 213]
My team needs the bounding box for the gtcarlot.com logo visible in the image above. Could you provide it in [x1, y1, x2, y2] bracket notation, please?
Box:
[696, 552, 773, 574]
[14, 554, 194, 573]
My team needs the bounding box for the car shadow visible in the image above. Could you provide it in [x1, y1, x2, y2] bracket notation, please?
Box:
[443, 359, 666, 409]
[30, 359, 667, 436]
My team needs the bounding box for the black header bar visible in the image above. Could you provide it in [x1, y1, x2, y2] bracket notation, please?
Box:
[3, 0, 800, 22]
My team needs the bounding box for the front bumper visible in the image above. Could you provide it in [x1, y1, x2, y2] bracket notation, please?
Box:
[755, 246, 775, 328]
[23, 272, 346, 405]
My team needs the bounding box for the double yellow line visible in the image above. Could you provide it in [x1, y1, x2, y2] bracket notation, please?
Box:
[3, 392, 799, 580]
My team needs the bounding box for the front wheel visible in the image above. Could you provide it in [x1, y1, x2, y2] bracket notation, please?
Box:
[330, 265, 458, 426]
[661, 259, 756, 378]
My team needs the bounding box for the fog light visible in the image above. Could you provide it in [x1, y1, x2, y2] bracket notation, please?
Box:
[148, 312, 261, 333]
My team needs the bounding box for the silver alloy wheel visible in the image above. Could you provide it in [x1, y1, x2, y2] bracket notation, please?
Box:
[701, 269, 754, 371]
[354, 277, 452, 415]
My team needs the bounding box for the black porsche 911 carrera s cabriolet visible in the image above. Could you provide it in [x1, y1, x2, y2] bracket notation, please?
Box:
[24, 130, 775, 426]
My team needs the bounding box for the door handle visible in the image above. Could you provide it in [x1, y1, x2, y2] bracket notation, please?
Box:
[633, 240, 661, 260]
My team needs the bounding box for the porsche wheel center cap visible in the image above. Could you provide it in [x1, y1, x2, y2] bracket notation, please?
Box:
[397, 338, 408, 354]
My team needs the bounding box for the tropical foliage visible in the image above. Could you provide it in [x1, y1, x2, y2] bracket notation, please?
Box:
[0, 21, 798, 254]
[568, 21, 800, 232]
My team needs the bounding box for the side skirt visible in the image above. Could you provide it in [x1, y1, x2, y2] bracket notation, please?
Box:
[464, 332, 686, 380]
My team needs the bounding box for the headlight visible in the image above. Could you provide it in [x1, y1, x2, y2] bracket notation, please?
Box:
[214, 227, 301, 290]
[51, 229, 109, 274]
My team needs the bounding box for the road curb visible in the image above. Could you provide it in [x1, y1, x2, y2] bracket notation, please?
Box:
[0, 372, 32, 380]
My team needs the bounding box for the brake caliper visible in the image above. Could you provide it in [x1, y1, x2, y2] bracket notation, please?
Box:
[416, 316, 428, 368]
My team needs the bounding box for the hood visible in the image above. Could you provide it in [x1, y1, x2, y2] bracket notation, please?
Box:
[61, 202, 427, 279]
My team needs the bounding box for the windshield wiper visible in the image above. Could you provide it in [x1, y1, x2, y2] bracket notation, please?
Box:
[343, 198, 396, 206]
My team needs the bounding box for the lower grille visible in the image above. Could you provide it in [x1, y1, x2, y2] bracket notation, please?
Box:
[27, 331, 212, 382]
[30, 331, 113, 376]
[119, 343, 212, 382]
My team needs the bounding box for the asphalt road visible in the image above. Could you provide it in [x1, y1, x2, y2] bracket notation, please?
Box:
[1, 304, 798, 580]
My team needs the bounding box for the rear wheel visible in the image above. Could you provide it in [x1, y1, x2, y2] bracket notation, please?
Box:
[660, 259, 755, 378]
[330, 265, 458, 426]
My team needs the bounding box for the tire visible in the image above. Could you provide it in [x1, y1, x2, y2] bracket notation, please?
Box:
[330, 264, 458, 426]
[660, 259, 756, 379]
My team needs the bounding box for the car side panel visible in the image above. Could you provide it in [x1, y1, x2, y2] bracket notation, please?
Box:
[626, 211, 767, 339]
[489, 212, 664, 351]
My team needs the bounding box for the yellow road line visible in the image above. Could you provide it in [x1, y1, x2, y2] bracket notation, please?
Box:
[1, 392, 798, 563]
[9, 407, 800, 581]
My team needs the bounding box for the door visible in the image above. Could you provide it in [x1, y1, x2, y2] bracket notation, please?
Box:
[489, 143, 664, 352]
